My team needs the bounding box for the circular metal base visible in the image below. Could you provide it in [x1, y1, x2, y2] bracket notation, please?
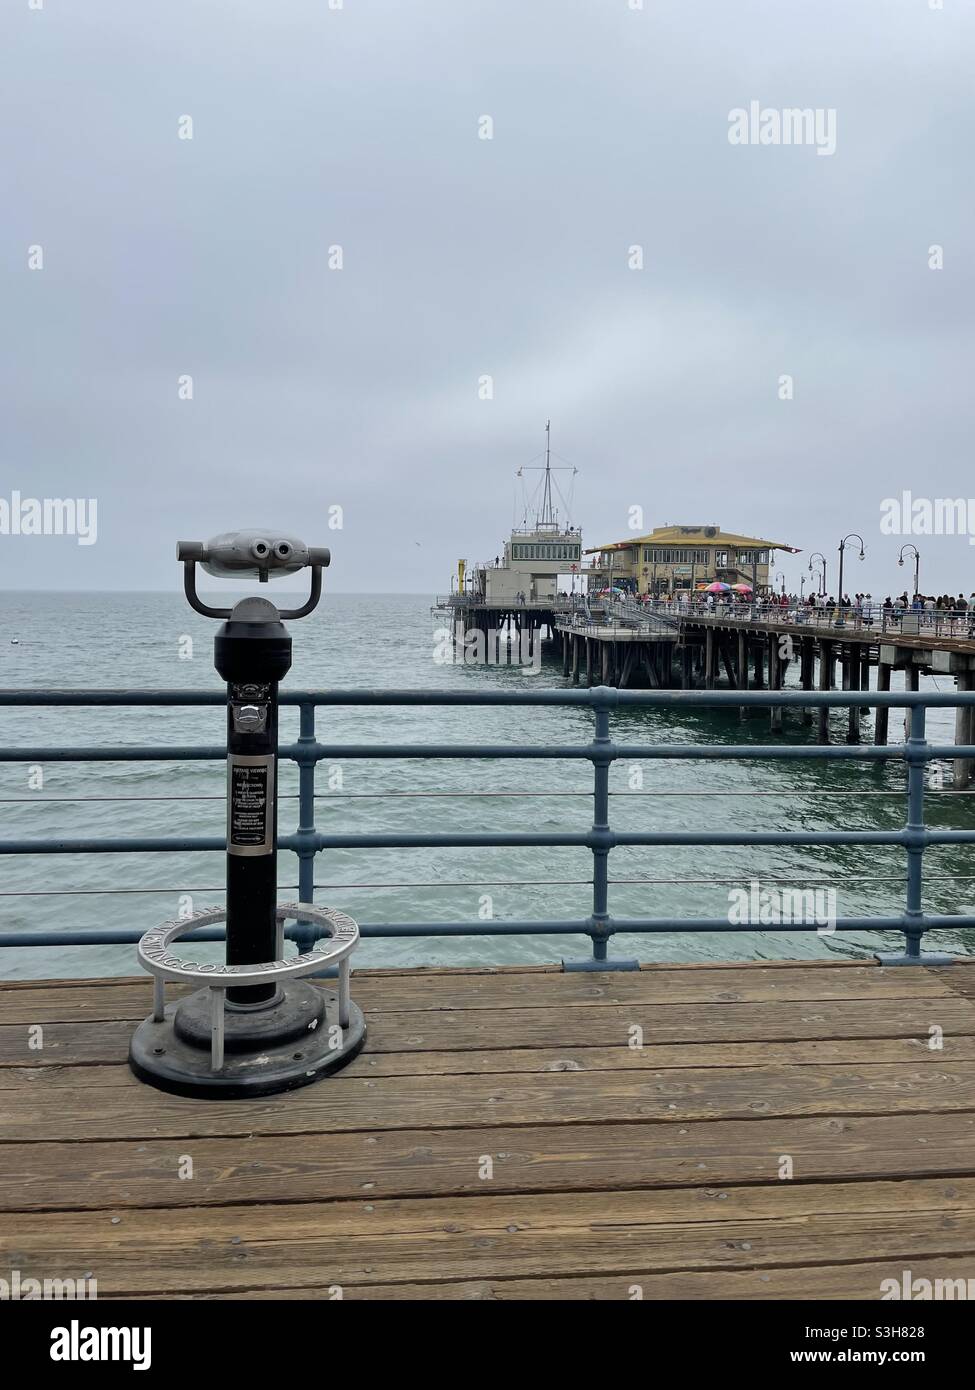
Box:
[129, 985, 365, 1098]
[174, 979, 325, 1052]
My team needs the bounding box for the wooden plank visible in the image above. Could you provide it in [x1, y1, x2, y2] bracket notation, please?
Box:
[0, 1020, 135, 1068]
[4, 1110, 975, 1211]
[5, 1031, 975, 1083]
[331, 966, 956, 1011]
[0, 966, 954, 1024]
[2, 1178, 972, 1296]
[4, 1061, 975, 1143]
[349, 997, 975, 1051]
[2, 999, 973, 1068]
[934, 965, 975, 1005]
[169, 1257, 975, 1300]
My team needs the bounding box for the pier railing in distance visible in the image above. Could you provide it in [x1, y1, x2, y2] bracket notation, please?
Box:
[1, 687, 975, 970]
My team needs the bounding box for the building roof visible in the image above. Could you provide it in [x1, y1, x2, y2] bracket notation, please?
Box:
[585, 525, 801, 555]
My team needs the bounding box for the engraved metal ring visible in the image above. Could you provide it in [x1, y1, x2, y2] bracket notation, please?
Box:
[136, 903, 360, 1070]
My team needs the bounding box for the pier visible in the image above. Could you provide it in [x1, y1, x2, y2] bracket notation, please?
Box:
[554, 603, 975, 772]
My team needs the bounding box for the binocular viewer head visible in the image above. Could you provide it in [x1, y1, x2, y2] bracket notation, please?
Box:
[178, 530, 330, 581]
[178, 530, 330, 621]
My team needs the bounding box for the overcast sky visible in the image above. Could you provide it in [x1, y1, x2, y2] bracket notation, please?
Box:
[2, 0, 973, 597]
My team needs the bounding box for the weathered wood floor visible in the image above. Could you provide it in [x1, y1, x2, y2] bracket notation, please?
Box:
[2, 958, 975, 1300]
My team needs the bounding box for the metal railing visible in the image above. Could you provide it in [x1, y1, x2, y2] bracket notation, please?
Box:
[584, 597, 975, 641]
[2, 686, 975, 969]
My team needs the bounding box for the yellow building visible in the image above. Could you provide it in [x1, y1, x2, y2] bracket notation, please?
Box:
[585, 524, 801, 596]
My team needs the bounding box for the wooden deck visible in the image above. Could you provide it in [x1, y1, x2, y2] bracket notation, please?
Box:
[2, 958, 975, 1300]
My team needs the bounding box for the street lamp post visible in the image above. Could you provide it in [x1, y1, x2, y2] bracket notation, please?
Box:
[775, 570, 786, 596]
[835, 533, 866, 628]
[809, 552, 827, 596]
[898, 543, 920, 600]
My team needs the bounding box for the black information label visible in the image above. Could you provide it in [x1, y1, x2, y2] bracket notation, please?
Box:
[229, 757, 273, 853]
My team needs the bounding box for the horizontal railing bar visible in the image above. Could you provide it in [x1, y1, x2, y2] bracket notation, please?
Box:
[4, 687, 975, 709]
[0, 747, 226, 763]
[7, 827, 975, 855]
[4, 742, 974, 766]
[4, 915, 974, 950]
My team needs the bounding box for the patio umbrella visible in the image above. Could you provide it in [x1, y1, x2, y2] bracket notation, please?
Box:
[705, 582, 731, 592]
[731, 583, 753, 593]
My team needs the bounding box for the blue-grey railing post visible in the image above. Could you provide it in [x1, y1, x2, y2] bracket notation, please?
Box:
[903, 701, 927, 959]
[589, 690, 613, 961]
[293, 700, 318, 953]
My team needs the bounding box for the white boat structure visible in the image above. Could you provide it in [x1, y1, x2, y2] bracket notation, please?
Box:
[439, 424, 585, 618]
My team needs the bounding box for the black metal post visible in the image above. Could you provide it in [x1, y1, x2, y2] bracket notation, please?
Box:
[214, 599, 293, 1004]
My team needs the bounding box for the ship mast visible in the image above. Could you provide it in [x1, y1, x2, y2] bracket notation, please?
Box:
[515, 422, 576, 534]
[539, 420, 555, 529]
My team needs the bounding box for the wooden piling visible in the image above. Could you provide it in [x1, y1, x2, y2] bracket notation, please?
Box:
[769, 635, 782, 733]
[817, 639, 832, 744]
[954, 672, 973, 788]
[800, 638, 813, 725]
[905, 664, 920, 739]
[875, 662, 891, 746]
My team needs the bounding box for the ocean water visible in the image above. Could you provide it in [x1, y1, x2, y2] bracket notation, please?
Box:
[1, 590, 973, 979]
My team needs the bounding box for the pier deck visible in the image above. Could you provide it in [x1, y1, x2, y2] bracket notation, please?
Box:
[2, 958, 975, 1300]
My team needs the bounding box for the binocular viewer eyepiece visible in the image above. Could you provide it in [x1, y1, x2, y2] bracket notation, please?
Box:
[178, 529, 330, 620]
[177, 530, 330, 581]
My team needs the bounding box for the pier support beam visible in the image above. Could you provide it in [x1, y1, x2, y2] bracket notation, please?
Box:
[860, 649, 871, 715]
[845, 645, 860, 745]
[571, 633, 579, 685]
[769, 635, 782, 733]
[905, 665, 920, 739]
[875, 662, 891, 746]
[562, 632, 570, 678]
[705, 629, 715, 690]
[720, 639, 737, 688]
[738, 631, 747, 721]
[954, 672, 973, 788]
[750, 639, 764, 717]
[800, 638, 814, 725]
[817, 639, 833, 744]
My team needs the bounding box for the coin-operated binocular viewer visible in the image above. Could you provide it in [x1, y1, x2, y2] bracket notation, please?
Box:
[129, 530, 366, 1098]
